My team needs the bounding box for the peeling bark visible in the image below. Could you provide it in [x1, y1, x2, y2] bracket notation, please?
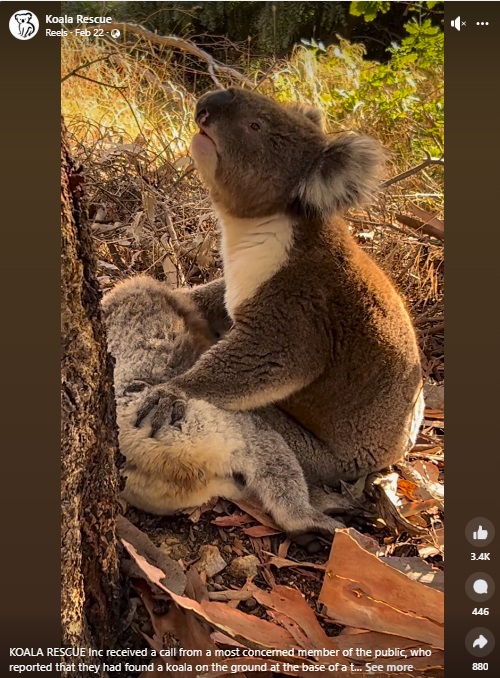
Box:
[61, 121, 123, 665]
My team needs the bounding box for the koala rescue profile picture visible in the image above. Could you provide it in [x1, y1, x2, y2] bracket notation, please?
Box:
[9, 11, 39, 40]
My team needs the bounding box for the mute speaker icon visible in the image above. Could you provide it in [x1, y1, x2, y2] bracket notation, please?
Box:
[451, 16, 461, 31]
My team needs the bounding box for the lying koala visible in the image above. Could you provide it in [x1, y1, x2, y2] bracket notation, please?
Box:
[102, 275, 342, 537]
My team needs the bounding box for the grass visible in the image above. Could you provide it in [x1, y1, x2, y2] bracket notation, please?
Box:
[61, 29, 444, 381]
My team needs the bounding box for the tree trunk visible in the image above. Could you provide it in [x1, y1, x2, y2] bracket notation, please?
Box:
[61, 121, 123, 666]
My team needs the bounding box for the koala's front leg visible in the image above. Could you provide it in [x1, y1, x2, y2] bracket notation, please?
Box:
[172, 322, 327, 409]
[135, 321, 327, 435]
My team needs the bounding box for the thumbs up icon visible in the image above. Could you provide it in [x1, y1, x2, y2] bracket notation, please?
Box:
[473, 526, 489, 541]
[466, 518, 494, 546]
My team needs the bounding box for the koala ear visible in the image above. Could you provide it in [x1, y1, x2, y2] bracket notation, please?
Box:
[298, 134, 385, 216]
[287, 103, 324, 130]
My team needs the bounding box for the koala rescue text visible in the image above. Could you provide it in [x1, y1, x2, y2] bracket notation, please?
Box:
[135, 87, 424, 487]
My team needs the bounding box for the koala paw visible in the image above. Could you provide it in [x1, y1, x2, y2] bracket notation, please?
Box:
[134, 384, 187, 437]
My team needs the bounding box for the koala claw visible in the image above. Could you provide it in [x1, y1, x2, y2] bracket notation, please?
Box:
[134, 384, 187, 437]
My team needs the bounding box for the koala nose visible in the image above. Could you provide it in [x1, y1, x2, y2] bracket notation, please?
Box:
[195, 89, 235, 125]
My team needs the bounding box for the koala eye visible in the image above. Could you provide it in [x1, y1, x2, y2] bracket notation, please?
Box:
[249, 122, 261, 131]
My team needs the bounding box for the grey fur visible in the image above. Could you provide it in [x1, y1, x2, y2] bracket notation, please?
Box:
[103, 276, 342, 537]
[189, 87, 384, 219]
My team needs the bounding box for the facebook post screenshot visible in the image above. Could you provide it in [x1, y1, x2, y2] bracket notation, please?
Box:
[0, 1, 497, 676]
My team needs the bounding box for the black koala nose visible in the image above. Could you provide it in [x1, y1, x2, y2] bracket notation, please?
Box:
[195, 89, 235, 124]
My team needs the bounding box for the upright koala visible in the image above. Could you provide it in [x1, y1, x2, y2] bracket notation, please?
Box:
[15, 12, 36, 38]
[136, 87, 424, 487]
[103, 276, 340, 537]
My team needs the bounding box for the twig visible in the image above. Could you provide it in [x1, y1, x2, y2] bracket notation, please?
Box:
[68, 72, 145, 139]
[208, 590, 255, 602]
[70, 72, 126, 91]
[414, 312, 444, 326]
[106, 22, 253, 89]
[425, 322, 445, 336]
[172, 165, 196, 187]
[396, 213, 444, 242]
[61, 54, 118, 83]
[108, 53, 189, 99]
[381, 154, 444, 189]
[207, 63, 223, 89]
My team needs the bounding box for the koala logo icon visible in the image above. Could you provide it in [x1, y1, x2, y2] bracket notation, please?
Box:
[9, 11, 39, 40]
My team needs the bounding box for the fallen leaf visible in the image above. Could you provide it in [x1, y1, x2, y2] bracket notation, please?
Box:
[278, 539, 291, 559]
[397, 460, 444, 508]
[267, 610, 316, 652]
[187, 497, 219, 523]
[407, 513, 429, 528]
[265, 555, 326, 571]
[375, 472, 402, 506]
[189, 598, 299, 650]
[368, 475, 428, 536]
[418, 544, 441, 559]
[243, 525, 281, 538]
[249, 537, 276, 587]
[185, 565, 209, 602]
[412, 459, 440, 483]
[138, 576, 217, 672]
[210, 631, 245, 647]
[97, 259, 119, 270]
[122, 540, 298, 650]
[408, 204, 444, 234]
[400, 498, 441, 517]
[251, 585, 335, 651]
[338, 627, 369, 635]
[398, 478, 420, 501]
[231, 499, 281, 530]
[117, 516, 186, 594]
[212, 513, 254, 527]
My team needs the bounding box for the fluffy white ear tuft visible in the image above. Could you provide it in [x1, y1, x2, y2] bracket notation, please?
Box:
[287, 103, 324, 130]
[298, 134, 385, 217]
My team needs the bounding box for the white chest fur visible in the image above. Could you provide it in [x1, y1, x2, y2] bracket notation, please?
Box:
[217, 211, 294, 318]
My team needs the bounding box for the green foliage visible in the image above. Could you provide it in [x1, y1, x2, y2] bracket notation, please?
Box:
[392, 18, 443, 69]
[350, 1, 443, 23]
[272, 20, 443, 162]
[62, 1, 442, 59]
[350, 2, 391, 22]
